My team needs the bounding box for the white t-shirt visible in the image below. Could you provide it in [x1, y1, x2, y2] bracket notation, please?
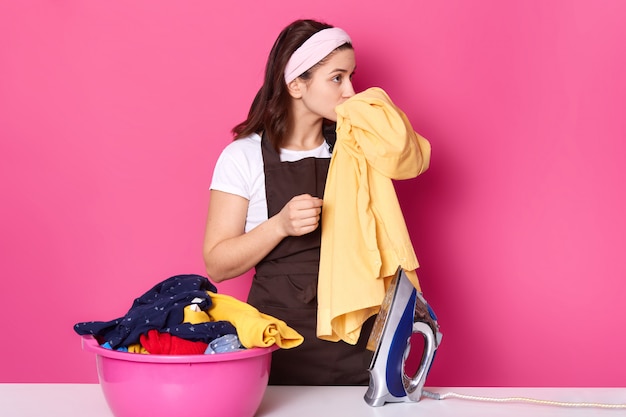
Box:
[210, 133, 332, 232]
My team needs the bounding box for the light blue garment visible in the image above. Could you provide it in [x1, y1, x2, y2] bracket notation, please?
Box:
[204, 334, 244, 354]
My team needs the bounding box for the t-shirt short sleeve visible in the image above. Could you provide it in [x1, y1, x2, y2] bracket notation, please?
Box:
[209, 134, 267, 232]
[210, 135, 263, 199]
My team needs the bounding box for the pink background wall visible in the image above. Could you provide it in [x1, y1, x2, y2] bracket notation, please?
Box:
[1, 0, 625, 386]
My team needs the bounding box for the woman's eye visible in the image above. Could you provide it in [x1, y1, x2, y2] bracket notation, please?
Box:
[332, 75, 342, 83]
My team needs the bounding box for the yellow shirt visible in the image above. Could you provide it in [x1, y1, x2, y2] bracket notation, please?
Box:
[182, 292, 304, 349]
[317, 87, 431, 344]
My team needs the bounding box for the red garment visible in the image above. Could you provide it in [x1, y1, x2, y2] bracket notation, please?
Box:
[140, 330, 208, 354]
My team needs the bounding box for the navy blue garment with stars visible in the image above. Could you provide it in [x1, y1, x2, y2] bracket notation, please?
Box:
[74, 274, 236, 349]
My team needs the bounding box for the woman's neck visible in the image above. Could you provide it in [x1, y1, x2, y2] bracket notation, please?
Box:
[283, 119, 325, 151]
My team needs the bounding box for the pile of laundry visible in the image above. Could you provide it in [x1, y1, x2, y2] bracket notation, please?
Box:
[74, 274, 303, 355]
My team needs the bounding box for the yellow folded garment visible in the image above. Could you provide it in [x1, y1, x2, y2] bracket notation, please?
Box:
[182, 292, 304, 349]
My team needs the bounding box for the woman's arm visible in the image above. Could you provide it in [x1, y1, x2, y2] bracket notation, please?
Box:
[203, 190, 323, 282]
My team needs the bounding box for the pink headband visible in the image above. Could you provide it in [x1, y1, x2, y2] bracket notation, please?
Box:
[284, 27, 352, 84]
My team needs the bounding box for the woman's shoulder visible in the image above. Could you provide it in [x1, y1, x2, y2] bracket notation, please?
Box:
[211, 133, 263, 194]
[220, 133, 262, 158]
[215, 133, 263, 173]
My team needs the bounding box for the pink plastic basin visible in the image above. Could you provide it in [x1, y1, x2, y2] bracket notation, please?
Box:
[82, 336, 277, 417]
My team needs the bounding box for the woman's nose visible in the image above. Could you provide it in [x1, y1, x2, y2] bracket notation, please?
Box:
[343, 80, 355, 97]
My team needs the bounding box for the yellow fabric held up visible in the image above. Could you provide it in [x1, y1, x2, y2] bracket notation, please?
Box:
[181, 292, 304, 349]
[317, 87, 430, 344]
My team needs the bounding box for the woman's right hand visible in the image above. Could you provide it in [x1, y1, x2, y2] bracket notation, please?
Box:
[275, 194, 323, 237]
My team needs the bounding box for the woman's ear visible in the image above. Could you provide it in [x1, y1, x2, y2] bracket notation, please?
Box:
[287, 79, 303, 99]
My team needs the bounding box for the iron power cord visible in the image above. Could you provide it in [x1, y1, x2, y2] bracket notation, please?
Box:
[422, 390, 626, 410]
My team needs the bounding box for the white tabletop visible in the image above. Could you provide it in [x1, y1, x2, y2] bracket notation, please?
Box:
[1, 384, 626, 417]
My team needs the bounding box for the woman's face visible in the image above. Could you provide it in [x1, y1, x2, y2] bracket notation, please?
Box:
[296, 48, 356, 122]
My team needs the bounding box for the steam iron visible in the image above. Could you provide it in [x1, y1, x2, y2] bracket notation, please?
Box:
[364, 266, 442, 407]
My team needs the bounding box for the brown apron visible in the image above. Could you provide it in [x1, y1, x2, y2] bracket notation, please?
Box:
[247, 131, 373, 385]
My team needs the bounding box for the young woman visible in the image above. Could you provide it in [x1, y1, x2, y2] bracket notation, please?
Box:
[203, 19, 372, 385]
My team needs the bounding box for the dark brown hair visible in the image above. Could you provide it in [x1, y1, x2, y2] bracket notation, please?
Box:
[232, 19, 352, 150]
